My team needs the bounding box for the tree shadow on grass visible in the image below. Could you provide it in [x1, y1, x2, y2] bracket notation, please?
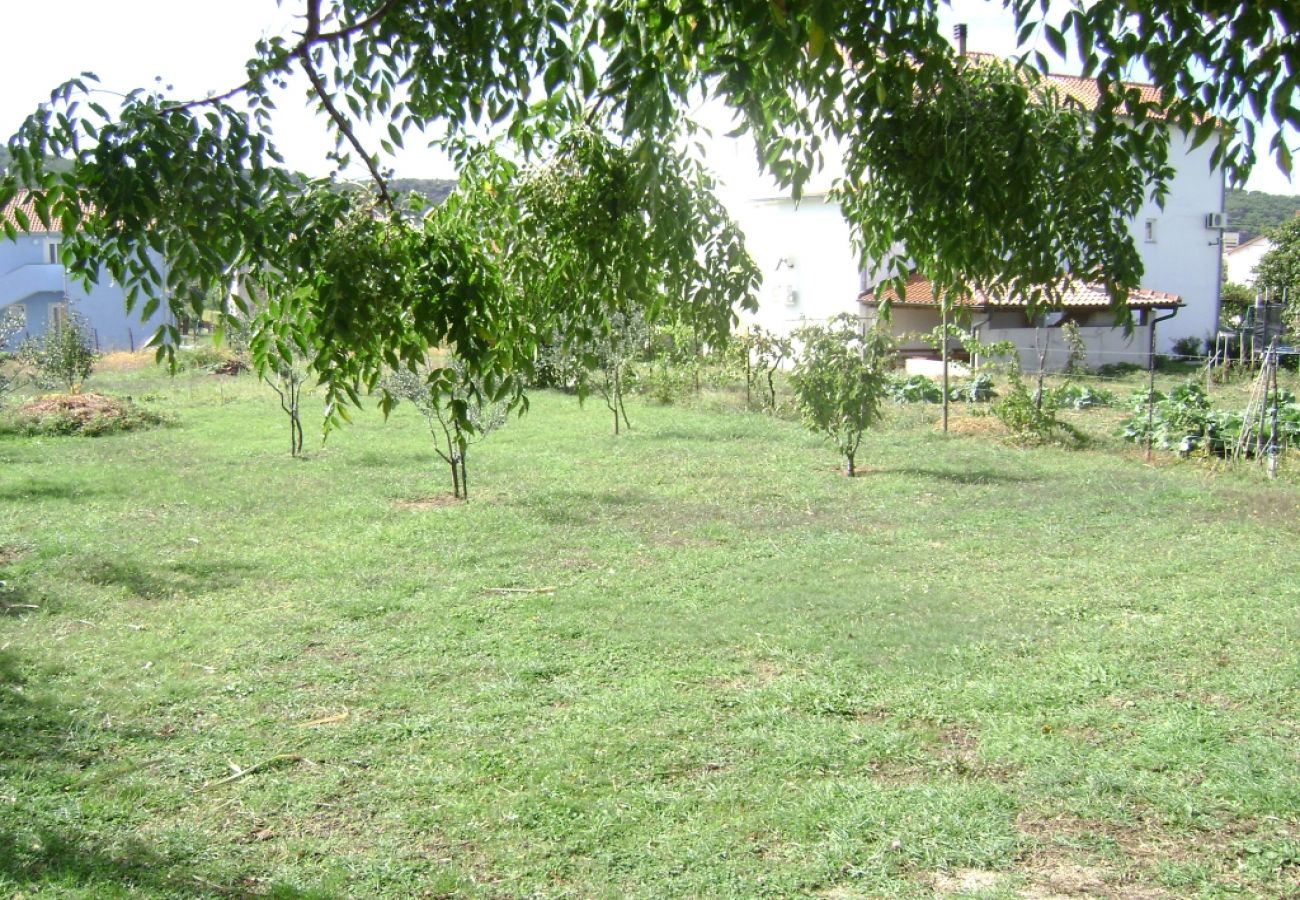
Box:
[890, 466, 1042, 486]
[78, 554, 257, 602]
[0, 648, 332, 898]
[0, 479, 118, 504]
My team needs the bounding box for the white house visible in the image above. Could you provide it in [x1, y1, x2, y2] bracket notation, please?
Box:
[706, 64, 1226, 362]
[1224, 235, 1273, 288]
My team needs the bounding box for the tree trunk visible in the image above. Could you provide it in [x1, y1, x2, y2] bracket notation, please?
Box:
[459, 454, 469, 500]
[845, 452, 856, 477]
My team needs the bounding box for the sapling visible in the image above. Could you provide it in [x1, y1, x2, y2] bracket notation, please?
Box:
[384, 357, 507, 500]
[791, 314, 893, 476]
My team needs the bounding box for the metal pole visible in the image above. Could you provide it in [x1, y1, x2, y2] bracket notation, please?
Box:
[1269, 342, 1280, 479]
[1146, 313, 1157, 462]
[940, 296, 949, 433]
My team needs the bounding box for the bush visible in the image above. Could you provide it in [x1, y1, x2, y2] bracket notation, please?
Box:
[639, 364, 694, 405]
[6, 393, 170, 436]
[1171, 336, 1206, 360]
[19, 314, 96, 392]
[991, 372, 1081, 445]
[175, 344, 245, 373]
[1095, 362, 1143, 378]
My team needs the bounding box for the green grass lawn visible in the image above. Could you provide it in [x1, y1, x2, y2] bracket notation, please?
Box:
[1, 364, 1298, 898]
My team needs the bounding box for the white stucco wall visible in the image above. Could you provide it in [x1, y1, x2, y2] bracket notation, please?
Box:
[1127, 128, 1224, 351]
[727, 195, 863, 335]
[1224, 237, 1272, 288]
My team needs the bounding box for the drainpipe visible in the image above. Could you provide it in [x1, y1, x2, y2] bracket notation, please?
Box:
[1145, 306, 1180, 462]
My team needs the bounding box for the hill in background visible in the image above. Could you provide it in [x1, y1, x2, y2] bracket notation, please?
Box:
[1226, 188, 1300, 242]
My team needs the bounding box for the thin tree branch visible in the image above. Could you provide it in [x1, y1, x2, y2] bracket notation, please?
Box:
[315, 0, 409, 43]
[298, 54, 395, 211]
[161, 0, 407, 119]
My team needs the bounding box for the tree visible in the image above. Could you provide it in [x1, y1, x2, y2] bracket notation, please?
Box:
[1254, 217, 1300, 332]
[0, 307, 26, 404]
[1221, 280, 1256, 327]
[0, 0, 1295, 430]
[20, 313, 96, 393]
[383, 357, 508, 501]
[791, 315, 893, 477]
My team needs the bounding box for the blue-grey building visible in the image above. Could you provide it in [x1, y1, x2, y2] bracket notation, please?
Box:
[1, 193, 171, 351]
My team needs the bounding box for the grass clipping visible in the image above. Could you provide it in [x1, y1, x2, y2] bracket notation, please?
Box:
[9, 393, 171, 436]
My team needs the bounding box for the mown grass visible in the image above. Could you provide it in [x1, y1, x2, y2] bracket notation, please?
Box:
[0, 364, 1297, 898]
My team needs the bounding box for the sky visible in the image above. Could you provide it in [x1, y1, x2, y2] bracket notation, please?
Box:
[1, 0, 1296, 195]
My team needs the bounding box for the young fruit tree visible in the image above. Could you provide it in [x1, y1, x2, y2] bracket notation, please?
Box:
[19, 312, 96, 393]
[791, 315, 893, 477]
[0, 0, 1294, 431]
[383, 358, 507, 501]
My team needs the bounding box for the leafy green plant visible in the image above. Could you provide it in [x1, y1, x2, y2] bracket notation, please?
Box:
[1062, 320, 1088, 374]
[1121, 381, 1300, 457]
[740, 327, 793, 413]
[0, 306, 25, 405]
[1053, 383, 1116, 410]
[992, 370, 1081, 445]
[383, 357, 508, 501]
[885, 374, 943, 404]
[19, 312, 96, 392]
[949, 374, 997, 403]
[791, 315, 892, 476]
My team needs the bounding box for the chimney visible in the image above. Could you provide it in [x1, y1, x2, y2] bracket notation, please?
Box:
[954, 23, 968, 56]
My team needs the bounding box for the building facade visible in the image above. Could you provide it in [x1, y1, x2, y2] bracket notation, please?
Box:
[1, 194, 171, 351]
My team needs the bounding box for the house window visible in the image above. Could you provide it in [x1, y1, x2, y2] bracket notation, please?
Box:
[45, 240, 61, 264]
[48, 302, 68, 331]
[1144, 219, 1157, 243]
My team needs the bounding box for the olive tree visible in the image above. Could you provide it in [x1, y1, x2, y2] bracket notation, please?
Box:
[20, 312, 96, 393]
[791, 315, 893, 477]
[0, 307, 26, 404]
[384, 358, 507, 501]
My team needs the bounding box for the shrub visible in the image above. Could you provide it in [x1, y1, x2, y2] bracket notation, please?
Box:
[1172, 336, 1205, 360]
[174, 344, 244, 373]
[1095, 362, 1143, 378]
[639, 364, 694, 405]
[6, 393, 170, 436]
[19, 313, 96, 392]
[790, 315, 892, 476]
[991, 371, 1081, 445]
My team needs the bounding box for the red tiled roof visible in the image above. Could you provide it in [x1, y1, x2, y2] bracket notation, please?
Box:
[962, 52, 1166, 118]
[1, 191, 61, 234]
[1040, 72, 1163, 114]
[861, 273, 1181, 309]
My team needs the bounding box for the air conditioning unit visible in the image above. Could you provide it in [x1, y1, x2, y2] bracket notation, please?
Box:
[1205, 212, 1227, 230]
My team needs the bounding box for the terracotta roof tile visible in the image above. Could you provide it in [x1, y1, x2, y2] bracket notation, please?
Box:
[861, 273, 1181, 309]
[1, 191, 61, 234]
[1040, 72, 1164, 114]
